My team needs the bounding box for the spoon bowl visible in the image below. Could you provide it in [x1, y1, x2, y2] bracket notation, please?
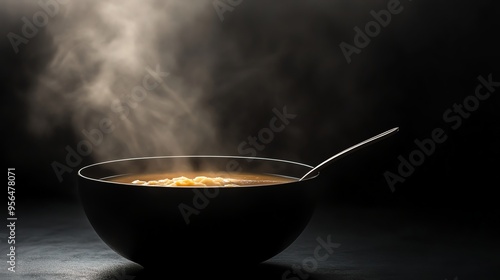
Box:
[76, 127, 398, 269]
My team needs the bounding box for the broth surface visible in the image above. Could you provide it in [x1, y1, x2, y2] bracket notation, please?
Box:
[107, 172, 296, 187]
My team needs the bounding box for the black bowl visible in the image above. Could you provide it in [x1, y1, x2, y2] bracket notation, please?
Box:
[77, 156, 319, 270]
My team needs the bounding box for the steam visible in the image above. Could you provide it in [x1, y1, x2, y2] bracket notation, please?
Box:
[7, 0, 395, 173]
[28, 0, 219, 162]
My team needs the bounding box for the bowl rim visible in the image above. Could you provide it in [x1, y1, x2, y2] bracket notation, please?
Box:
[77, 155, 318, 188]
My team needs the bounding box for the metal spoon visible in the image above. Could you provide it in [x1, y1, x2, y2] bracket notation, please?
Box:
[299, 127, 399, 181]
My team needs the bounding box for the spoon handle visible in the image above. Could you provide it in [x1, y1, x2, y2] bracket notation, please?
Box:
[299, 127, 399, 181]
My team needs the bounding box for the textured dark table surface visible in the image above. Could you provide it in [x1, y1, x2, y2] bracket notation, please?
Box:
[1, 198, 498, 280]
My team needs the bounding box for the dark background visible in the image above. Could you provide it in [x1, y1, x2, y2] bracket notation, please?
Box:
[1, 1, 499, 279]
[2, 0, 499, 210]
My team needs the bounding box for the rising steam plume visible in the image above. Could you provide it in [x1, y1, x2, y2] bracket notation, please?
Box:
[28, 0, 220, 164]
[4, 0, 398, 184]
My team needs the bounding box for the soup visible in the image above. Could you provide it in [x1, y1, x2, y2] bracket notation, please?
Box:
[107, 172, 296, 187]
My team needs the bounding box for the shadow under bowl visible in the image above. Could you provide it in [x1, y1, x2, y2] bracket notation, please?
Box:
[77, 156, 319, 269]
